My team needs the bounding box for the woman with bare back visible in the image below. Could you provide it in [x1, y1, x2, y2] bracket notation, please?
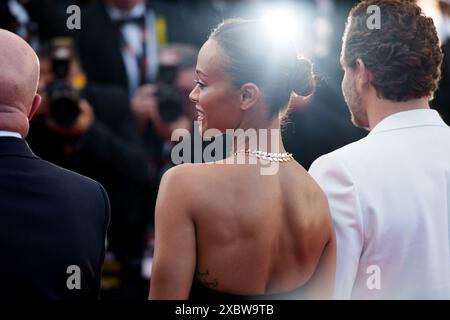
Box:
[149, 19, 335, 300]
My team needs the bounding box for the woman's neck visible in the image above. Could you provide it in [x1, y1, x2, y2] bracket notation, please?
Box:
[231, 115, 286, 154]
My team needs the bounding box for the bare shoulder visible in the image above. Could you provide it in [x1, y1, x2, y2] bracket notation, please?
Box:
[158, 163, 223, 206]
[159, 163, 200, 199]
[160, 163, 198, 184]
[285, 161, 333, 236]
[155, 164, 200, 225]
[307, 175, 334, 241]
[159, 162, 250, 219]
[303, 166, 332, 223]
[286, 161, 329, 201]
[160, 163, 219, 190]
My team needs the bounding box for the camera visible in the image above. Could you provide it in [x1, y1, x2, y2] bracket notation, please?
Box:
[47, 44, 81, 128]
[155, 64, 184, 123]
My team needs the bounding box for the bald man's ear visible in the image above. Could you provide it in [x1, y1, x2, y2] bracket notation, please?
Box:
[28, 94, 41, 120]
[239, 83, 260, 111]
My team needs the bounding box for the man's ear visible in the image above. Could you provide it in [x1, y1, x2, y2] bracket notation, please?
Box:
[354, 58, 372, 92]
[239, 83, 260, 111]
[28, 94, 41, 120]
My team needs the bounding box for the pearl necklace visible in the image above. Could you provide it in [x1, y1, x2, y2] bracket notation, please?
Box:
[233, 149, 294, 162]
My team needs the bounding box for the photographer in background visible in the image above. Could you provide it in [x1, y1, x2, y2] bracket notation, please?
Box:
[27, 39, 157, 299]
[0, 0, 39, 48]
[75, 0, 162, 95]
[131, 43, 199, 175]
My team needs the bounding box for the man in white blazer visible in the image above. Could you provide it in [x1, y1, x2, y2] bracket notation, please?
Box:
[309, 0, 450, 299]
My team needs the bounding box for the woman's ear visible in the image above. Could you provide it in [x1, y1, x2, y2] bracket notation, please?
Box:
[239, 83, 260, 111]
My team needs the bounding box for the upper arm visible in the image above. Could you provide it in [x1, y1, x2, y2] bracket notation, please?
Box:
[149, 166, 197, 300]
[309, 155, 364, 299]
[296, 188, 336, 300]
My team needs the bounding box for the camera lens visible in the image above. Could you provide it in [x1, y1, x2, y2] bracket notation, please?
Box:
[47, 80, 81, 128]
[155, 85, 184, 123]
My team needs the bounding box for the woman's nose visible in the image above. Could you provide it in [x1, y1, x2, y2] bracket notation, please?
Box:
[189, 87, 199, 103]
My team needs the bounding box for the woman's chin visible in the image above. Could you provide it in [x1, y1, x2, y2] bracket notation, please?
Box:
[198, 120, 214, 138]
[196, 119, 226, 138]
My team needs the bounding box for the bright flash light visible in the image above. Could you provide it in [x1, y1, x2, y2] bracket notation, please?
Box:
[262, 9, 299, 44]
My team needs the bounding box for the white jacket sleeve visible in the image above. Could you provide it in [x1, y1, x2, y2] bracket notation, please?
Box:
[309, 155, 364, 299]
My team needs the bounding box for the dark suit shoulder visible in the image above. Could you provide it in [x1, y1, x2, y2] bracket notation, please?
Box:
[0, 140, 109, 300]
[37, 158, 110, 218]
[39, 157, 103, 187]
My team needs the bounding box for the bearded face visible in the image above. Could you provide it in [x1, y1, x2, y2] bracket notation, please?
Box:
[342, 66, 369, 129]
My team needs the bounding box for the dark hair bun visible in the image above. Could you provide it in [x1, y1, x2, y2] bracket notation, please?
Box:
[210, 19, 317, 117]
[290, 57, 315, 97]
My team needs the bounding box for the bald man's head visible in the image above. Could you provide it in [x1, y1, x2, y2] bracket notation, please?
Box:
[0, 29, 41, 137]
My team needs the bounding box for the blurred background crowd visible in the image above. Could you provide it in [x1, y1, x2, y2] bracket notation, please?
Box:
[1, 0, 449, 299]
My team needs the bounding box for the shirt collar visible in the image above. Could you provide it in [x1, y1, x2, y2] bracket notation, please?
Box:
[107, 3, 146, 22]
[0, 131, 22, 139]
[368, 109, 447, 136]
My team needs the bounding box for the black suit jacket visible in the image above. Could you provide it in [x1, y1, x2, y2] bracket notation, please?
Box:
[74, 1, 185, 91]
[0, 137, 110, 300]
[75, 3, 128, 89]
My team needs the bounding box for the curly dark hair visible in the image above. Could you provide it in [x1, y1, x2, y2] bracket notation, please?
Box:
[341, 0, 443, 101]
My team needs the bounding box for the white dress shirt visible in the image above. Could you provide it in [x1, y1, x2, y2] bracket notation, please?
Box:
[309, 109, 450, 299]
[0, 131, 22, 138]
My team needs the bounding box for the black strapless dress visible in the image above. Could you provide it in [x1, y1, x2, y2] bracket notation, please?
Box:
[189, 277, 306, 300]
